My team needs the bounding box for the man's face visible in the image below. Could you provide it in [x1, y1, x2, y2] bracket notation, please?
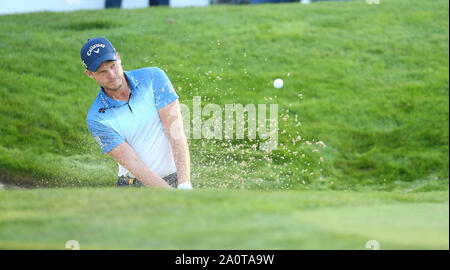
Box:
[86, 54, 124, 91]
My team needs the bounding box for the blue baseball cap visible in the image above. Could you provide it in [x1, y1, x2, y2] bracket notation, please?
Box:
[80, 37, 118, 72]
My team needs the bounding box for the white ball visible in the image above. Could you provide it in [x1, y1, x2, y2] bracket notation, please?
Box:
[274, 78, 283, 88]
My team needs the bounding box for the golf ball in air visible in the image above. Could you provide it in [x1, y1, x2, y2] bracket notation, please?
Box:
[274, 78, 283, 88]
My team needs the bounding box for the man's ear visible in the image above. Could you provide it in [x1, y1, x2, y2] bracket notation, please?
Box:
[85, 69, 95, 79]
[116, 52, 121, 65]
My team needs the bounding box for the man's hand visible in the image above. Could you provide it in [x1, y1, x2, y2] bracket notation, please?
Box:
[177, 181, 193, 190]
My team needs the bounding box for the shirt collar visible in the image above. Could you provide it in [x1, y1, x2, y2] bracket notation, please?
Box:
[124, 70, 140, 89]
[98, 70, 139, 108]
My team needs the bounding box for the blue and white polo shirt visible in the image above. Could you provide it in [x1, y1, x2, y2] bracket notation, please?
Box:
[86, 67, 179, 178]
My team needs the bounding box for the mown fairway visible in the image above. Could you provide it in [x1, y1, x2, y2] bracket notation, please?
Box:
[0, 188, 448, 249]
[0, 0, 448, 249]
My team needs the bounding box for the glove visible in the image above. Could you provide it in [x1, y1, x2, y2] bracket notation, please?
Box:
[177, 181, 193, 190]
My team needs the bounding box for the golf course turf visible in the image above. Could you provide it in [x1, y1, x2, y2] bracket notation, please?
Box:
[0, 0, 448, 249]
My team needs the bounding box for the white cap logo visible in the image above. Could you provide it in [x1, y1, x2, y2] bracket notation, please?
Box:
[87, 43, 106, 56]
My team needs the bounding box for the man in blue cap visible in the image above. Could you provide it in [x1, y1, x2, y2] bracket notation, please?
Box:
[81, 37, 192, 190]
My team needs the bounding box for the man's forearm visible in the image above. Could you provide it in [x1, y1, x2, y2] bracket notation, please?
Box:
[170, 133, 191, 185]
[108, 142, 172, 188]
[159, 100, 191, 186]
[127, 157, 173, 188]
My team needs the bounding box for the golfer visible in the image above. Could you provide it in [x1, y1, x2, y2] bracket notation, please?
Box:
[81, 37, 192, 190]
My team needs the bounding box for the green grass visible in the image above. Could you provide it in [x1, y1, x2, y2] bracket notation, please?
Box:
[0, 188, 448, 249]
[0, 0, 448, 250]
[0, 0, 448, 190]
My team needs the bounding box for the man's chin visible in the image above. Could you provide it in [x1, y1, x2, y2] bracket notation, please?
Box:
[105, 84, 122, 91]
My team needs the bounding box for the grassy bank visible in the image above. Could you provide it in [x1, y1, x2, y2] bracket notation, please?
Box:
[0, 188, 448, 249]
[0, 0, 448, 190]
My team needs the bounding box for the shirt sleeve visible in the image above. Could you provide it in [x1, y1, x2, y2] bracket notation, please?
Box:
[152, 67, 179, 110]
[87, 119, 124, 154]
